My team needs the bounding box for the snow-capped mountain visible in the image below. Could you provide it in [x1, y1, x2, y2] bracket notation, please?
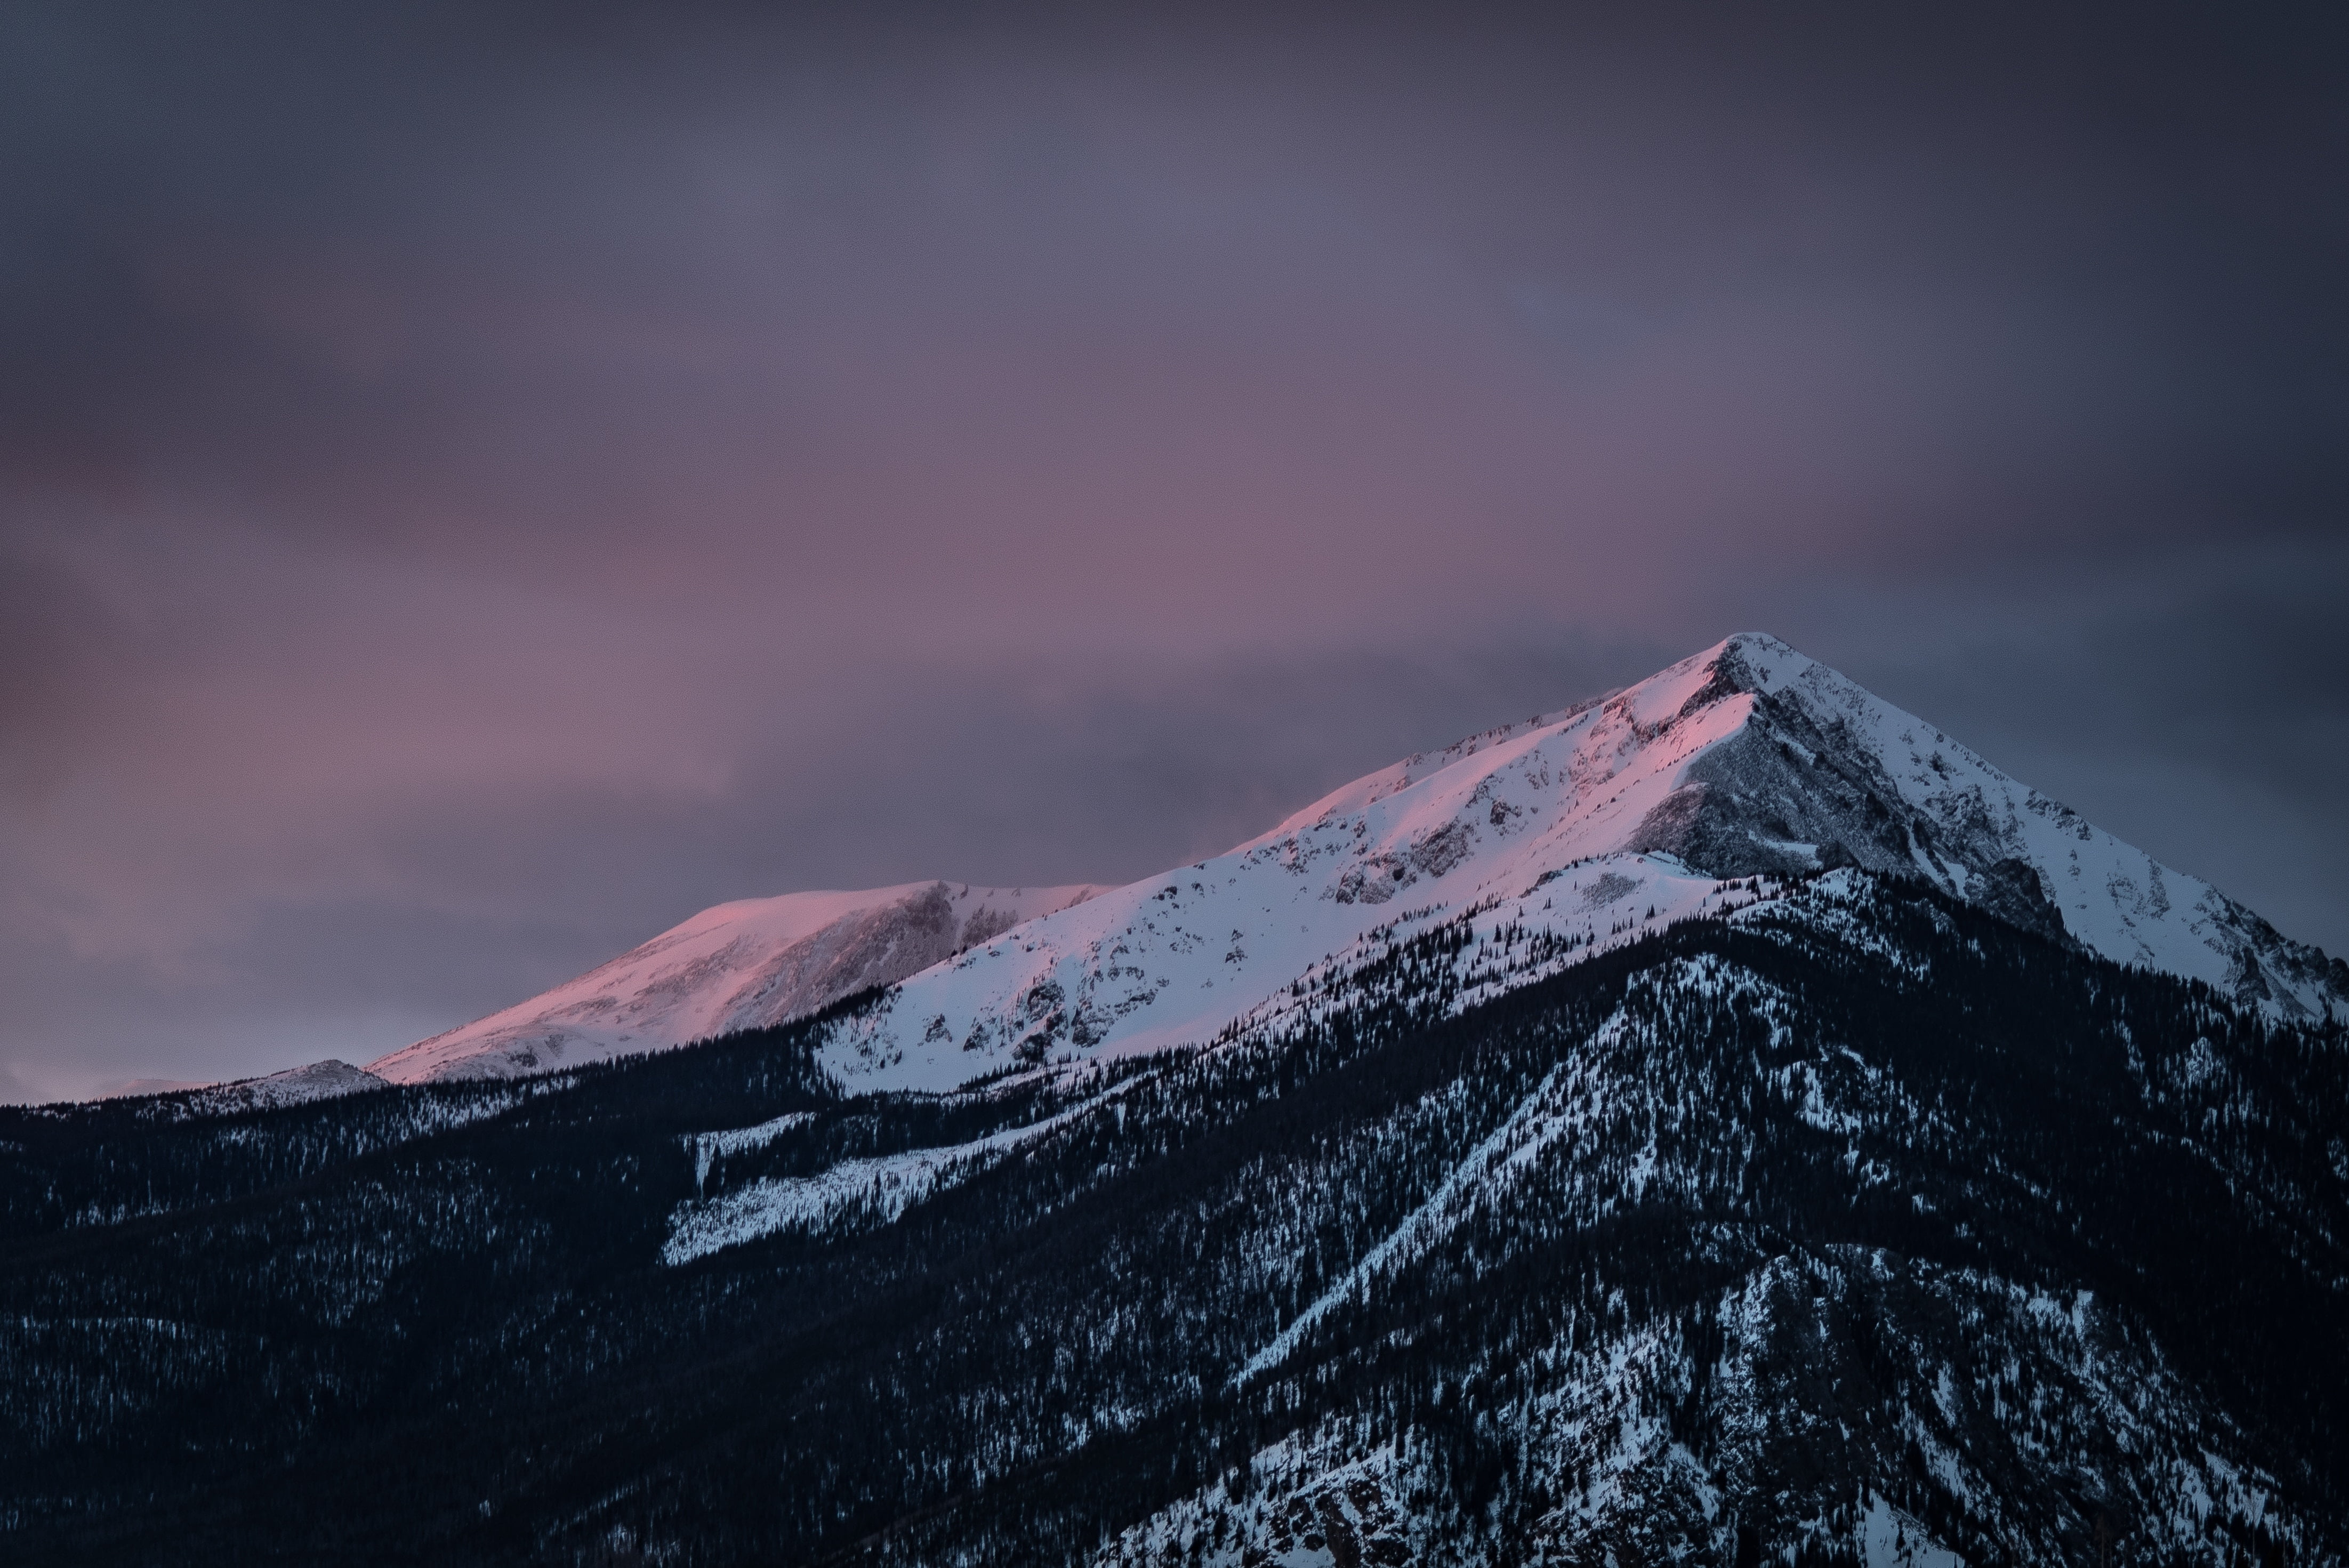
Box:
[818, 633, 2344, 1096]
[377, 633, 2339, 1099]
[6, 634, 2345, 1568]
[367, 881, 1106, 1082]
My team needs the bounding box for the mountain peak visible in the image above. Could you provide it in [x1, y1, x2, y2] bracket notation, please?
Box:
[820, 633, 2338, 1093]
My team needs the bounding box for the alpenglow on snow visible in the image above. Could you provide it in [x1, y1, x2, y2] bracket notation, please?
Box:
[352, 633, 2340, 1097]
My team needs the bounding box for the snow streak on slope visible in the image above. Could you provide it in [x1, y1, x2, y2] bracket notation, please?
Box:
[368, 882, 1105, 1083]
[663, 1079, 1153, 1265]
[822, 634, 2343, 1098]
[1231, 1050, 1583, 1386]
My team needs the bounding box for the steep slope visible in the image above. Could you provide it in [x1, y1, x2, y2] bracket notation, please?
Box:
[818, 633, 2344, 1098]
[367, 881, 1104, 1083]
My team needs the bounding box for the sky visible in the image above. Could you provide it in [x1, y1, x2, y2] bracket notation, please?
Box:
[3, 1, 2345, 1101]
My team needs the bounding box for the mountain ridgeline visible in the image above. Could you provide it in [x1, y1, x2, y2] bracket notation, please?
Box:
[2, 637, 2344, 1566]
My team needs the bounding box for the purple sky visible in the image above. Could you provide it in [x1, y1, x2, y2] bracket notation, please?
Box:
[4, 2, 2346, 1100]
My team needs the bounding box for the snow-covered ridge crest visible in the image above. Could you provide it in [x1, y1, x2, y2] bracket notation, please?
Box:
[821, 633, 2342, 1097]
[367, 881, 1107, 1084]
[128, 1058, 391, 1119]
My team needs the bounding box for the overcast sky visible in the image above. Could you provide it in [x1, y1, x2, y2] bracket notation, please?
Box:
[4, 1, 2344, 1100]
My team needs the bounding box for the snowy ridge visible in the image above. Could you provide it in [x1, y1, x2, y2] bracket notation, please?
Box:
[127, 1058, 390, 1119]
[820, 634, 2343, 1098]
[367, 880, 1105, 1083]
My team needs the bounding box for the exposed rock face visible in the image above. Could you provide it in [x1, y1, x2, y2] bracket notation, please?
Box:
[1621, 694, 1923, 880]
[714, 882, 964, 1033]
[1618, 680, 2076, 948]
[1968, 855, 2071, 946]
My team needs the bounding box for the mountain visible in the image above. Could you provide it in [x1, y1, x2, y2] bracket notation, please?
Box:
[374, 633, 2343, 1099]
[2, 634, 2343, 1568]
[366, 880, 1106, 1083]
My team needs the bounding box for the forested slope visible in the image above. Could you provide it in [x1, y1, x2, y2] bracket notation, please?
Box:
[2, 874, 2343, 1566]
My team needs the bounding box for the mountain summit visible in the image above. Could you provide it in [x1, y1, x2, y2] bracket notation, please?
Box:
[808, 632, 2348, 1095]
